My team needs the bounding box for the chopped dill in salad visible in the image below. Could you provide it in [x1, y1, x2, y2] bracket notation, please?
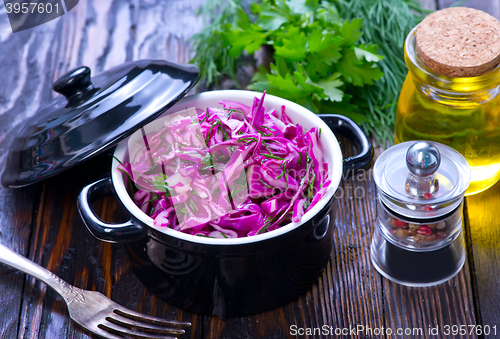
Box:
[118, 92, 331, 238]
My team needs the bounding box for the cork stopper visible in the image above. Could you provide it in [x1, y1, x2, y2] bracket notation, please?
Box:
[416, 7, 500, 77]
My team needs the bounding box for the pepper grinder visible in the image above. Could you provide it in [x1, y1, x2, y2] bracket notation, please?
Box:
[371, 141, 471, 286]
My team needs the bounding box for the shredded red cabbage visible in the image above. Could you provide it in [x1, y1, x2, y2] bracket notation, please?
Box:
[118, 92, 330, 238]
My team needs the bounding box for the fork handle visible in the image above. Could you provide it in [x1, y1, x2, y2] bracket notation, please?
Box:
[0, 243, 84, 304]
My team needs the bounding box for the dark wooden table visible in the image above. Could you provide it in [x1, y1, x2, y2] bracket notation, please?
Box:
[1, 0, 500, 338]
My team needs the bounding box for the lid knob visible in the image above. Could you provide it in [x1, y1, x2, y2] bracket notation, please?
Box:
[53, 66, 93, 100]
[406, 141, 441, 176]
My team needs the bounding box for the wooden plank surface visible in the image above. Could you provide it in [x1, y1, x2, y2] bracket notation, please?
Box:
[464, 182, 500, 330]
[0, 184, 39, 339]
[0, 1, 206, 338]
[0, 0, 496, 338]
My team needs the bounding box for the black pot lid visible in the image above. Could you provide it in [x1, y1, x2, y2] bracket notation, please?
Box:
[1, 59, 199, 188]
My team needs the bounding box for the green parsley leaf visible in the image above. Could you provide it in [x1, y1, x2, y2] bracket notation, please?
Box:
[316, 72, 344, 102]
[354, 44, 383, 63]
[335, 18, 363, 46]
[286, 0, 319, 15]
[266, 72, 308, 99]
[337, 48, 384, 86]
[274, 27, 307, 62]
[225, 9, 268, 56]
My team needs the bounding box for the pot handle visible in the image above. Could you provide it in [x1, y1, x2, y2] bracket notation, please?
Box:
[77, 177, 146, 243]
[317, 114, 373, 179]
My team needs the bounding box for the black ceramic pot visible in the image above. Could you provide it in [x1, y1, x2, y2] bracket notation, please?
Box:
[77, 90, 372, 317]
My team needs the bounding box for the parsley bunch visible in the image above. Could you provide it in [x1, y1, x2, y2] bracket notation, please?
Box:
[232, 1, 384, 117]
[190, 0, 427, 144]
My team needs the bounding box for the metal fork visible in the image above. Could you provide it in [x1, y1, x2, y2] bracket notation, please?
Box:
[0, 243, 191, 339]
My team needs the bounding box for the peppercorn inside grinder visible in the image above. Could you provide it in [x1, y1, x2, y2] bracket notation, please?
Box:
[371, 141, 471, 286]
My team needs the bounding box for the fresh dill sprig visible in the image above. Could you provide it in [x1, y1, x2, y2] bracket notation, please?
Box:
[189, 0, 244, 87]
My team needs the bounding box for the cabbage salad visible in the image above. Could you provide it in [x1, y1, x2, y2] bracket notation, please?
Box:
[118, 92, 331, 238]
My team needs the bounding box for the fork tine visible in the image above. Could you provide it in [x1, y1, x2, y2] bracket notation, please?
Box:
[107, 313, 185, 334]
[113, 308, 191, 327]
[89, 325, 127, 339]
[99, 322, 178, 339]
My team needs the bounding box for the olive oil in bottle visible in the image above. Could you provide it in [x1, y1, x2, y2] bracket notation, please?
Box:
[395, 7, 500, 195]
